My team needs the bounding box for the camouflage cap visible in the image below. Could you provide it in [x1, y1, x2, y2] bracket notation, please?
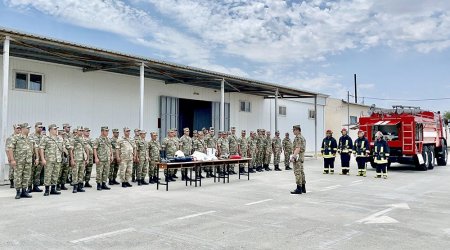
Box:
[218, 131, 223, 134]
[84, 127, 91, 131]
[58, 130, 66, 135]
[231, 127, 236, 130]
[20, 123, 31, 129]
[275, 130, 280, 134]
[193, 130, 198, 134]
[72, 128, 78, 133]
[112, 128, 119, 133]
[209, 127, 214, 130]
[101, 126, 109, 131]
[134, 128, 140, 132]
[140, 130, 147, 134]
[62, 123, 71, 128]
[285, 132, 289, 135]
[35, 122, 43, 128]
[124, 127, 131, 132]
[202, 127, 206, 131]
[293, 125, 301, 130]
[49, 124, 59, 130]
[183, 127, 189, 132]
[13, 124, 21, 129]
[76, 126, 84, 131]
[198, 131, 204, 135]
[150, 132, 158, 136]
[172, 128, 178, 131]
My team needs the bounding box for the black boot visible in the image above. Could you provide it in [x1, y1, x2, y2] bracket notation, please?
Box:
[113, 179, 120, 185]
[302, 184, 306, 193]
[285, 166, 292, 170]
[148, 177, 155, 184]
[248, 167, 256, 173]
[290, 185, 302, 195]
[97, 183, 102, 191]
[50, 185, 61, 195]
[132, 176, 136, 182]
[27, 185, 32, 193]
[199, 172, 205, 179]
[122, 182, 127, 188]
[73, 184, 78, 193]
[102, 182, 111, 190]
[44, 186, 50, 196]
[56, 184, 61, 191]
[264, 164, 272, 171]
[126, 182, 133, 187]
[84, 181, 92, 188]
[10, 180, 14, 189]
[108, 179, 113, 185]
[60, 184, 68, 190]
[21, 188, 32, 198]
[256, 166, 263, 172]
[15, 189, 21, 199]
[32, 185, 43, 192]
[141, 179, 149, 185]
[137, 179, 142, 186]
[77, 183, 85, 192]
[274, 165, 282, 171]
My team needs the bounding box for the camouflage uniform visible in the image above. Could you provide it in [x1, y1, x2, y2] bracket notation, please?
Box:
[29, 132, 43, 188]
[8, 133, 37, 189]
[6, 133, 15, 185]
[40, 134, 64, 186]
[293, 133, 306, 186]
[180, 134, 193, 156]
[83, 134, 94, 185]
[256, 131, 265, 169]
[117, 136, 135, 183]
[282, 136, 293, 169]
[272, 135, 282, 168]
[162, 136, 179, 176]
[192, 137, 207, 153]
[93, 135, 112, 184]
[264, 134, 273, 167]
[71, 135, 87, 186]
[237, 134, 249, 170]
[132, 133, 140, 181]
[109, 132, 120, 183]
[136, 135, 150, 183]
[149, 137, 161, 181]
[248, 133, 257, 168]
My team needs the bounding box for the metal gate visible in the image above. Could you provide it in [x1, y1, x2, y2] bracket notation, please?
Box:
[159, 96, 179, 140]
[212, 102, 230, 133]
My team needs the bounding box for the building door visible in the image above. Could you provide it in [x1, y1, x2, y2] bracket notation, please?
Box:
[159, 96, 179, 140]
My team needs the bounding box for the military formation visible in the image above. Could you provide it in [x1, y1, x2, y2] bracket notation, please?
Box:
[320, 128, 389, 178]
[6, 123, 308, 199]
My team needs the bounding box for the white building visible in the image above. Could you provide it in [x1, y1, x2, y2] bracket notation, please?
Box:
[0, 28, 327, 183]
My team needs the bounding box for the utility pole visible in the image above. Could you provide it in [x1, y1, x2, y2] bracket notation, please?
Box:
[347, 91, 350, 131]
[354, 74, 357, 104]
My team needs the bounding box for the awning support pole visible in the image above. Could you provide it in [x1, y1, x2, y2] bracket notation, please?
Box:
[220, 78, 225, 131]
[274, 88, 279, 132]
[314, 95, 318, 158]
[139, 62, 145, 130]
[1, 36, 11, 183]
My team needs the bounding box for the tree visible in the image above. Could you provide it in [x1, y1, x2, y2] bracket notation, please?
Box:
[444, 111, 450, 120]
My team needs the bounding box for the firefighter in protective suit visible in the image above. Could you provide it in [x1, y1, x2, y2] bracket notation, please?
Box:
[353, 130, 370, 177]
[338, 128, 353, 175]
[321, 130, 337, 174]
[373, 131, 390, 179]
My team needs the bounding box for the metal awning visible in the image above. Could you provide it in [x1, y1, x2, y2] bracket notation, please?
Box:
[0, 27, 324, 99]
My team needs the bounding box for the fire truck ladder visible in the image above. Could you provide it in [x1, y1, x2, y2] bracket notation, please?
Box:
[403, 122, 414, 152]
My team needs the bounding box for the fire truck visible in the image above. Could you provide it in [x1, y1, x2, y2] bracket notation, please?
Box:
[359, 105, 448, 171]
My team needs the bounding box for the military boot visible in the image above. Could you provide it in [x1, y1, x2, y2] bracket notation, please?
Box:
[10, 180, 14, 189]
[60, 184, 68, 190]
[126, 182, 133, 187]
[122, 182, 127, 188]
[113, 179, 120, 185]
[285, 166, 292, 170]
[148, 177, 155, 184]
[21, 188, 32, 198]
[248, 167, 256, 173]
[84, 181, 92, 188]
[132, 176, 136, 182]
[43, 186, 50, 196]
[32, 184, 43, 192]
[274, 165, 282, 171]
[27, 185, 32, 193]
[56, 184, 61, 191]
[108, 179, 113, 185]
[141, 179, 149, 185]
[290, 185, 302, 195]
[15, 189, 21, 199]
[77, 183, 86, 192]
[73, 184, 78, 193]
[302, 184, 306, 193]
[137, 179, 142, 186]
[97, 183, 102, 191]
[50, 185, 61, 195]
[101, 182, 111, 190]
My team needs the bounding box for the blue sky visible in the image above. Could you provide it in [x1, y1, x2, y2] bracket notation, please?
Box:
[1, 0, 450, 112]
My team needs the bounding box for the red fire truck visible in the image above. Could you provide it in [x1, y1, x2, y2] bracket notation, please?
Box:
[359, 105, 448, 171]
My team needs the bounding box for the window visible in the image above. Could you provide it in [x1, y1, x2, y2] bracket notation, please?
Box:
[279, 106, 286, 116]
[308, 109, 316, 119]
[240, 101, 251, 112]
[14, 72, 43, 91]
[350, 116, 358, 125]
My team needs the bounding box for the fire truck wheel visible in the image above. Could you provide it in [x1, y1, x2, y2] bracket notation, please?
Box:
[426, 146, 434, 170]
[415, 148, 428, 171]
[437, 139, 448, 166]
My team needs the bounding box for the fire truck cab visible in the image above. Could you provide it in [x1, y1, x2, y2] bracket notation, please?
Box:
[359, 105, 448, 171]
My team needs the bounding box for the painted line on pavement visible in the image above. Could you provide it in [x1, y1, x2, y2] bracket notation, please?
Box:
[245, 199, 273, 206]
[352, 180, 364, 183]
[177, 211, 216, 220]
[70, 228, 135, 244]
[319, 185, 342, 191]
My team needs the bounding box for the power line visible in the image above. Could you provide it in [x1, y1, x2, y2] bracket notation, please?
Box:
[358, 96, 450, 102]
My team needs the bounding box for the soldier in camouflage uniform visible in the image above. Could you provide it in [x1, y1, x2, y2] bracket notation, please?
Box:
[193, 131, 209, 178]
[217, 131, 230, 175]
[70, 127, 89, 193]
[83, 128, 94, 188]
[8, 123, 37, 199]
[162, 129, 179, 182]
[93, 126, 113, 190]
[136, 130, 150, 185]
[6, 124, 22, 188]
[247, 131, 257, 173]
[179, 128, 193, 181]
[148, 132, 161, 184]
[116, 127, 136, 188]
[109, 129, 120, 185]
[62, 123, 73, 185]
[264, 131, 273, 171]
[282, 132, 293, 170]
[228, 127, 238, 175]
[272, 131, 283, 171]
[57, 130, 70, 191]
[29, 122, 44, 193]
[132, 129, 140, 182]
[290, 125, 307, 195]
[205, 127, 217, 156]
[40, 124, 64, 196]
[237, 130, 249, 173]
[255, 129, 264, 172]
